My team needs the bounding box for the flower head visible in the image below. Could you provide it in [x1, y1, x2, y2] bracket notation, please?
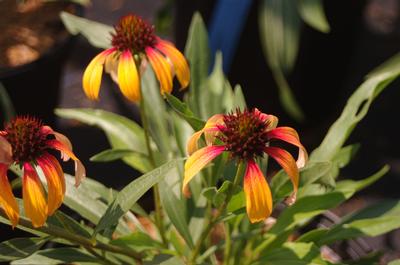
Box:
[183, 109, 307, 223]
[83, 14, 190, 102]
[0, 116, 86, 228]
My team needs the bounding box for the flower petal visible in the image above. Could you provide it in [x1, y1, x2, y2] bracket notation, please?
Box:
[23, 163, 47, 228]
[145, 47, 173, 95]
[82, 48, 115, 100]
[264, 146, 299, 203]
[37, 154, 65, 216]
[46, 139, 86, 187]
[183, 145, 225, 193]
[118, 50, 140, 102]
[0, 164, 19, 227]
[0, 136, 12, 164]
[156, 39, 190, 89]
[243, 160, 273, 223]
[267, 127, 308, 168]
[104, 50, 119, 83]
[186, 114, 225, 155]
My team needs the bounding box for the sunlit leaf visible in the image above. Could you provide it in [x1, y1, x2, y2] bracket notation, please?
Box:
[94, 159, 181, 237]
[11, 248, 97, 265]
[60, 12, 113, 49]
[184, 12, 211, 116]
[259, 0, 304, 121]
[297, 0, 330, 33]
[55, 108, 151, 172]
[0, 238, 46, 262]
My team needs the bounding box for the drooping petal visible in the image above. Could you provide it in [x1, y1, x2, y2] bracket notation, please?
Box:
[117, 50, 140, 102]
[104, 50, 119, 83]
[145, 47, 173, 95]
[23, 163, 47, 228]
[82, 48, 115, 100]
[243, 160, 273, 223]
[267, 127, 308, 168]
[41, 126, 73, 161]
[46, 139, 86, 187]
[155, 39, 190, 89]
[265, 146, 299, 203]
[186, 114, 225, 155]
[183, 145, 225, 193]
[37, 154, 65, 216]
[0, 136, 12, 164]
[0, 164, 19, 227]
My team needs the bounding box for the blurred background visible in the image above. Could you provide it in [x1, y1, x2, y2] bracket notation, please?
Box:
[1, 0, 400, 263]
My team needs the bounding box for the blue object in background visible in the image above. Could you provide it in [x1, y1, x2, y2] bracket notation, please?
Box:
[208, 0, 254, 73]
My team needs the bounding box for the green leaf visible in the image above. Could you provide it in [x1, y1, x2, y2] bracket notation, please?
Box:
[60, 12, 113, 49]
[111, 231, 163, 251]
[0, 238, 46, 262]
[165, 94, 205, 131]
[199, 52, 226, 118]
[0, 83, 15, 122]
[145, 255, 185, 265]
[389, 260, 400, 265]
[297, 0, 330, 33]
[90, 148, 148, 163]
[94, 159, 181, 236]
[159, 179, 195, 248]
[259, 0, 304, 121]
[142, 67, 172, 157]
[255, 242, 328, 265]
[62, 174, 134, 235]
[184, 12, 211, 116]
[55, 108, 151, 172]
[233, 84, 247, 110]
[11, 248, 98, 265]
[315, 200, 400, 246]
[310, 53, 400, 162]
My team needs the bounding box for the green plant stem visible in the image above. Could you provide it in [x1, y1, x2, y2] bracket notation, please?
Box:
[7, 217, 143, 263]
[223, 223, 231, 265]
[189, 162, 245, 264]
[139, 97, 167, 247]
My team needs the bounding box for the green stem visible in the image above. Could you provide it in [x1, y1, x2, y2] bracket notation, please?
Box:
[223, 223, 231, 265]
[139, 96, 167, 246]
[189, 162, 246, 264]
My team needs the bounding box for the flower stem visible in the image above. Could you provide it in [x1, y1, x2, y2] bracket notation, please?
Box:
[139, 96, 167, 246]
[189, 161, 246, 264]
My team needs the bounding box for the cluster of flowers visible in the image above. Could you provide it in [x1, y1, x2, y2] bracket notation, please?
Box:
[0, 14, 306, 227]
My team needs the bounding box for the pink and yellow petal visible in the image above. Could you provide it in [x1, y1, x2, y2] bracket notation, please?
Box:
[145, 47, 173, 95]
[23, 163, 48, 228]
[82, 48, 115, 100]
[183, 145, 225, 192]
[0, 164, 19, 227]
[117, 50, 140, 102]
[37, 154, 65, 216]
[267, 127, 308, 168]
[0, 136, 12, 164]
[265, 146, 299, 203]
[186, 114, 225, 155]
[46, 139, 86, 187]
[156, 39, 190, 89]
[243, 160, 273, 223]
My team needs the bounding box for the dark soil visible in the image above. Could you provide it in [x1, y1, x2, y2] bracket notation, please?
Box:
[0, 0, 75, 68]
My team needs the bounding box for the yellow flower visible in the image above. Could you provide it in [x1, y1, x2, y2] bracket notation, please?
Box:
[0, 117, 85, 228]
[183, 109, 308, 223]
[83, 14, 190, 102]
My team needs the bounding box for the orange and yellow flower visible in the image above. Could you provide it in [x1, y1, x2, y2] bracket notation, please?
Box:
[83, 14, 190, 102]
[0, 117, 85, 228]
[183, 109, 307, 223]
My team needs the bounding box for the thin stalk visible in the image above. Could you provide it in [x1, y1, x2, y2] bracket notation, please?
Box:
[139, 96, 167, 246]
[189, 162, 246, 264]
[223, 223, 232, 265]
